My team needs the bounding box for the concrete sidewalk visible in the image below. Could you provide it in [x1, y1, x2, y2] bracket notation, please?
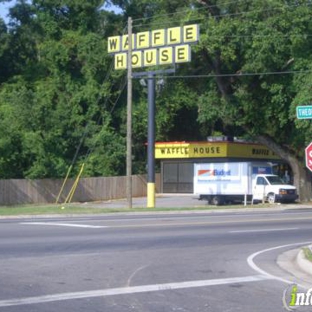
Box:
[278, 246, 312, 289]
[297, 246, 312, 281]
[79, 193, 312, 211]
[83, 194, 205, 209]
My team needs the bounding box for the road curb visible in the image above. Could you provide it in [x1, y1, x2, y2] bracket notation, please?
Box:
[0, 203, 311, 220]
[296, 247, 312, 277]
[0, 206, 296, 220]
[277, 247, 312, 289]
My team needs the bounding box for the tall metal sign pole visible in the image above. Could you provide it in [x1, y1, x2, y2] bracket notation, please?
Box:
[126, 17, 132, 209]
[133, 69, 175, 208]
[147, 72, 156, 208]
[107, 24, 199, 208]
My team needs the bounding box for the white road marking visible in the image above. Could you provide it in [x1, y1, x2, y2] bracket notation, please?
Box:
[230, 227, 298, 234]
[0, 275, 270, 307]
[19, 215, 312, 230]
[20, 222, 108, 229]
[247, 241, 312, 289]
[126, 264, 150, 287]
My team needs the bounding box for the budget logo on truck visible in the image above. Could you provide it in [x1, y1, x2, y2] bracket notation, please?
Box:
[197, 169, 231, 180]
[198, 169, 231, 176]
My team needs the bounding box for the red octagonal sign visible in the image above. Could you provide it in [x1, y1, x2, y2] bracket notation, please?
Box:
[305, 142, 312, 172]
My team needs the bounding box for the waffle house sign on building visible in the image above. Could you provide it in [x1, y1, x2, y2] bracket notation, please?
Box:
[155, 142, 280, 159]
[155, 141, 282, 193]
[107, 24, 199, 70]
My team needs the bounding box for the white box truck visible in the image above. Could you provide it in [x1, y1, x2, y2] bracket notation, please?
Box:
[194, 162, 298, 205]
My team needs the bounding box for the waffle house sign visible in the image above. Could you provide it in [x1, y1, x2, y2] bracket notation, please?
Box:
[155, 142, 280, 160]
[107, 24, 199, 70]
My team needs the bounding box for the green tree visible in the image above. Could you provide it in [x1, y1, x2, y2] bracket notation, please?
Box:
[1, 0, 312, 203]
[0, 0, 126, 178]
[192, 0, 312, 200]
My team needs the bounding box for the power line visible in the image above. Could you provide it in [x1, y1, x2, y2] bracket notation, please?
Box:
[128, 26, 312, 39]
[84, 76, 127, 162]
[201, 34, 312, 39]
[67, 60, 114, 166]
[131, 69, 312, 79]
[109, 76, 127, 113]
[59, 22, 129, 182]
[131, 0, 273, 24]
[131, 1, 311, 30]
[65, 23, 129, 169]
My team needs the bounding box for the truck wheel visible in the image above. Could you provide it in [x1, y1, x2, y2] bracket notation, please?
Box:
[212, 196, 223, 206]
[267, 193, 275, 204]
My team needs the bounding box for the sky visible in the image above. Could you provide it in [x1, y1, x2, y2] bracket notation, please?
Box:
[0, 1, 122, 24]
[0, 1, 14, 23]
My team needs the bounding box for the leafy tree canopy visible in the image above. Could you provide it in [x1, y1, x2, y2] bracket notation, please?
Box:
[0, 0, 312, 199]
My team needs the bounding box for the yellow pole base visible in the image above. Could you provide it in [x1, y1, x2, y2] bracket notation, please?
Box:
[147, 182, 155, 208]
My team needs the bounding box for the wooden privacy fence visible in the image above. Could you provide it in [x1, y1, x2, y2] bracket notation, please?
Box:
[0, 174, 161, 206]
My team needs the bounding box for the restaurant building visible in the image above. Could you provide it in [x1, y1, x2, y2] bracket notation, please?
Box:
[155, 138, 290, 193]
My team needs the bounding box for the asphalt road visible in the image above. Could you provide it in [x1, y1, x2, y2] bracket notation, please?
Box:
[0, 210, 312, 311]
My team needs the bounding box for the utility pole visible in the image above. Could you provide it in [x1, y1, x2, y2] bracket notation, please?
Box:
[126, 17, 132, 209]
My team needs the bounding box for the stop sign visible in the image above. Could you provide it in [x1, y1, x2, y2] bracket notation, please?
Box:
[305, 142, 312, 172]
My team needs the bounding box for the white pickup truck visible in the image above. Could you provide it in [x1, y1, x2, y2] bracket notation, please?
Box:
[194, 162, 298, 205]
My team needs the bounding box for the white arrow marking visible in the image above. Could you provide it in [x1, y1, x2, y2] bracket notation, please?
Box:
[20, 222, 108, 229]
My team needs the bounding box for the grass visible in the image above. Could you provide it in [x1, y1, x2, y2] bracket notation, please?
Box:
[0, 204, 133, 216]
[303, 247, 312, 262]
[0, 202, 286, 216]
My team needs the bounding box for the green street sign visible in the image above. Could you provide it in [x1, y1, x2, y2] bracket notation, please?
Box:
[296, 106, 312, 119]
